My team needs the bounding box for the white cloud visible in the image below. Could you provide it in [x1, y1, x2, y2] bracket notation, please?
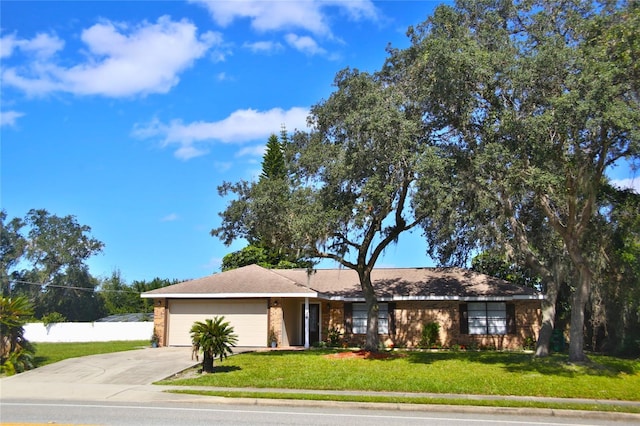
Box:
[133, 106, 310, 160]
[611, 178, 640, 194]
[216, 72, 235, 82]
[330, 0, 379, 21]
[190, 0, 331, 35]
[2, 17, 220, 98]
[243, 40, 284, 54]
[161, 213, 180, 222]
[214, 161, 233, 173]
[1, 110, 25, 127]
[1, 32, 64, 59]
[0, 34, 17, 58]
[285, 33, 325, 56]
[236, 145, 266, 158]
[190, 1, 379, 39]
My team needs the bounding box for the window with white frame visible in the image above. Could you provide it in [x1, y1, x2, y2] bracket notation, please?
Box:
[467, 302, 507, 335]
[352, 303, 388, 334]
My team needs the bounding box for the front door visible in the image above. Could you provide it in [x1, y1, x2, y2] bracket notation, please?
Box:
[302, 303, 320, 344]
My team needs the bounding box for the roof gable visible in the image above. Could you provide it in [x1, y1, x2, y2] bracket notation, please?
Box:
[141, 264, 317, 298]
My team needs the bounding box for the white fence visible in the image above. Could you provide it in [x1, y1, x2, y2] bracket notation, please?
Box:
[24, 322, 154, 343]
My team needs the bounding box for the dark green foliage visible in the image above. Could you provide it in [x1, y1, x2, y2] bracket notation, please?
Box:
[390, 0, 640, 362]
[0, 211, 26, 296]
[100, 273, 178, 315]
[260, 134, 286, 181]
[190, 317, 238, 373]
[214, 129, 314, 272]
[588, 185, 640, 356]
[2, 209, 105, 321]
[23, 209, 104, 281]
[41, 312, 66, 326]
[419, 322, 440, 348]
[221, 244, 311, 272]
[471, 252, 540, 290]
[325, 326, 342, 347]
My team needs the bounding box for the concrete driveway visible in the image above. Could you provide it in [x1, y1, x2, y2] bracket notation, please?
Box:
[0, 347, 212, 402]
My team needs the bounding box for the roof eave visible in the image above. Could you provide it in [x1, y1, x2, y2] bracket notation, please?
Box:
[329, 294, 544, 302]
[141, 292, 319, 299]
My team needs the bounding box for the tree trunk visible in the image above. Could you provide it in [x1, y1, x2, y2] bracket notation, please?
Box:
[202, 352, 214, 373]
[569, 265, 591, 362]
[360, 272, 380, 352]
[535, 280, 558, 357]
[365, 298, 380, 352]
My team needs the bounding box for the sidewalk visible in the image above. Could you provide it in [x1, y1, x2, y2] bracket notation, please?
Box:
[154, 385, 640, 409]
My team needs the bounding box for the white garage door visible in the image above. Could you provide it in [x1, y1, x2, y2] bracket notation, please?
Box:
[168, 299, 268, 347]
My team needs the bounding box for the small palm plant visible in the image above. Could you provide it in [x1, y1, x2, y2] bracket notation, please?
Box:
[190, 316, 238, 373]
[0, 296, 35, 375]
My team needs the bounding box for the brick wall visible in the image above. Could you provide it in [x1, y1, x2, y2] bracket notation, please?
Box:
[321, 300, 541, 350]
[268, 297, 283, 346]
[153, 299, 168, 347]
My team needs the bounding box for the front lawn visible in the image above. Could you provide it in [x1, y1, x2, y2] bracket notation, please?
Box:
[159, 350, 640, 401]
[33, 340, 149, 367]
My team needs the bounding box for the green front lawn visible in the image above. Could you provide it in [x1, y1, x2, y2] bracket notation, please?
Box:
[159, 350, 640, 401]
[33, 340, 149, 367]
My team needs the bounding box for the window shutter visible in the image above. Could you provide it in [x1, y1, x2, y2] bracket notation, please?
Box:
[344, 303, 353, 335]
[459, 304, 469, 334]
[388, 302, 396, 336]
[506, 303, 516, 335]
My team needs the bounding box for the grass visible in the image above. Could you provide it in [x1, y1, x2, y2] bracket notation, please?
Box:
[159, 349, 640, 401]
[33, 340, 149, 367]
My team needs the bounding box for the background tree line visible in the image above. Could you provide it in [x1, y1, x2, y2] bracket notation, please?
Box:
[1, 209, 176, 322]
[213, 0, 639, 359]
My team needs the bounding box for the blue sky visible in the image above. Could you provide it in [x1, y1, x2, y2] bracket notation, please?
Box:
[2, 1, 638, 283]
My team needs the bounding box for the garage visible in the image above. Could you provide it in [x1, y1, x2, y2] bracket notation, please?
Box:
[167, 299, 268, 347]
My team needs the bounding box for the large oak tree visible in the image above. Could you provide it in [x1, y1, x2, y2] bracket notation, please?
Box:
[213, 69, 444, 351]
[390, 0, 639, 361]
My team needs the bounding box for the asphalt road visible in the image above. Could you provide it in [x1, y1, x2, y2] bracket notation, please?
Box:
[1, 399, 635, 426]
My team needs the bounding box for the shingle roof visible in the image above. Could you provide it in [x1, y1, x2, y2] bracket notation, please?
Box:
[141, 264, 317, 298]
[142, 264, 541, 301]
[273, 267, 540, 300]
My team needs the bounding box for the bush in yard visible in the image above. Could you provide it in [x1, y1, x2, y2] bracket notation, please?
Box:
[190, 316, 238, 373]
[42, 312, 66, 326]
[326, 326, 342, 347]
[0, 296, 35, 375]
[419, 322, 441, 348]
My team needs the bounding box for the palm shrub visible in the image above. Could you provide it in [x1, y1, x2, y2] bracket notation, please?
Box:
[190, 316, 238, 373]
[0, 296, 35, 375]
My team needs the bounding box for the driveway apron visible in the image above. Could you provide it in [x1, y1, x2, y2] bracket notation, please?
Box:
[0, 347, 200, 402]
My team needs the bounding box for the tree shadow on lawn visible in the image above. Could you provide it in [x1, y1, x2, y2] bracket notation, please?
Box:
[404, 351, 637, 378]
[248, 349, 337, 357]
[212, 365, 241, 374]
[245, 349, 637, 377]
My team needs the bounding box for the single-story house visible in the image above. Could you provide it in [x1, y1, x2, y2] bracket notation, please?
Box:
[141, 264, 543, 350]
